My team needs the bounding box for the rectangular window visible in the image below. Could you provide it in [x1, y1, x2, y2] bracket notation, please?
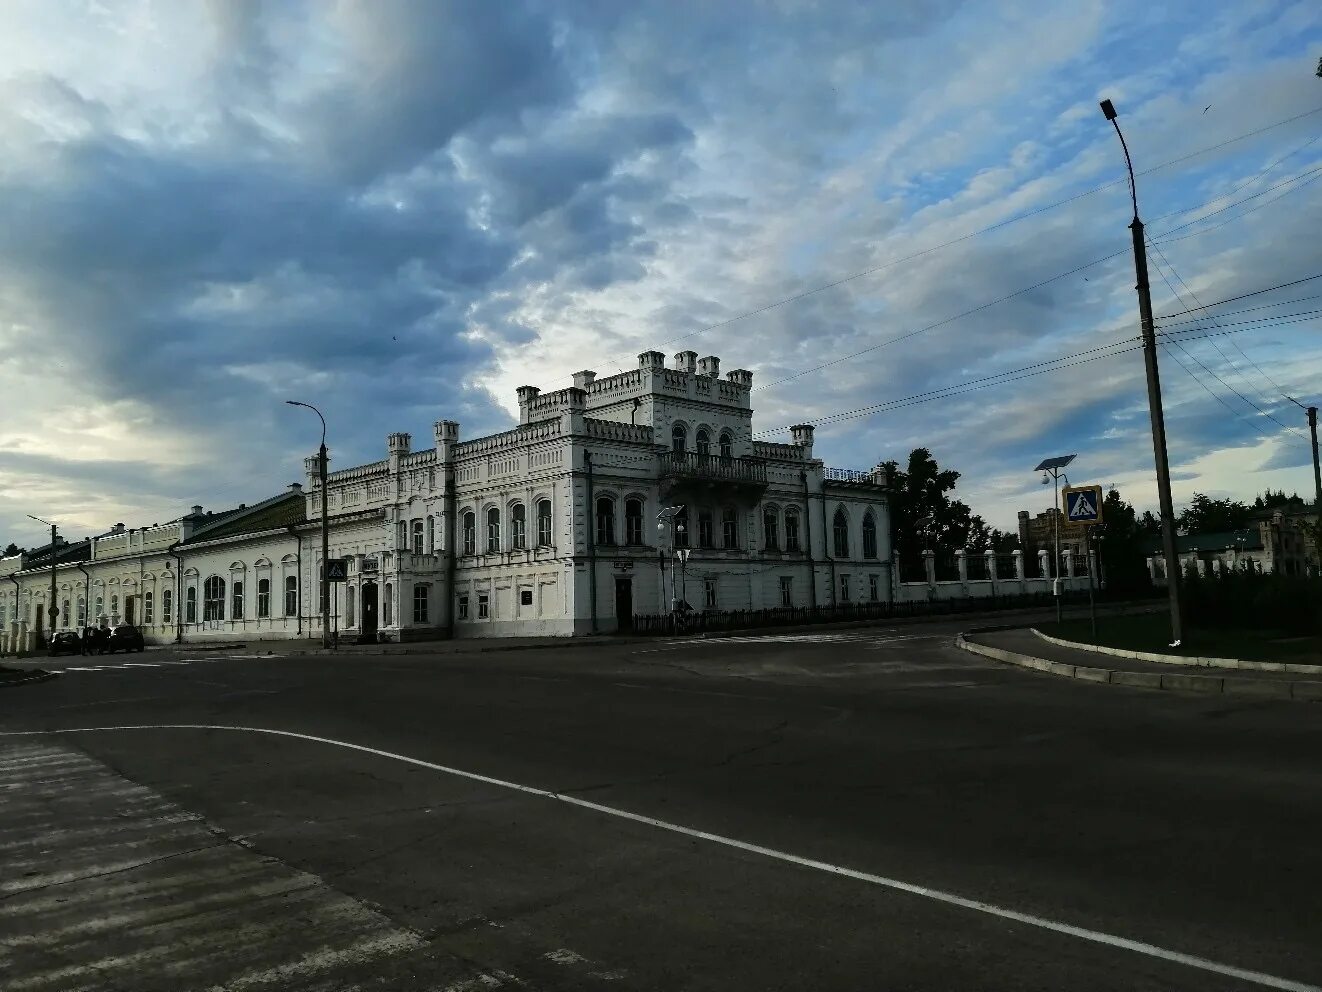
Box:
[698, 510, 713, 549]
[232, 581, 244, 620]
[186, 588, 198, 623]
[537, 500, 553, 546]
[458, 595, 469, 620]
[427, 515, 435, 554]
[144, 592, 153, 625]
[779, 576, 793, 607]
[869, 574, 879, 602]
[625, 501, 643, 545]
[785, 514, 800, 552]
[512, 505, 527, 550]
[258, 578, 270, 618]
[284, 577, 297, 618]
[763, 512, 778, 550]
[412, 519, 424, 555]
[722, 508, 738, 549]
[463, 513, 476, 556]
[413, 585, 429, 623]
[674, 509, 690, 548]
[704, 578, 717, 608]
[595, 500, 615, 546]
[839, 574, 850, 602]
[162, 590, 172, 624]
[61, 599, 70, 628]
[478, 593, 490, 619]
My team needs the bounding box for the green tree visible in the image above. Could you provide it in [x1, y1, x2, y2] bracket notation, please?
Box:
[882, 448, 975, 568]
[1094, 489, 1153, 594]
[1137, 510, 1161, 536]
[2, 542, 22, 557]
[1179, 493, 1250, 534]
[1253, 489, 1305, 511]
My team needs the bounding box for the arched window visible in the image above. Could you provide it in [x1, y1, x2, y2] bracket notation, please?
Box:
[486, 507, 501, 553]
[426, 515, 435, 554]
[232, 580, 244, 620]
[162, 590, 172, 624]
[863, 512, 878, 559]
[722, 507, 738, 549]
[696, 429, 710, 456]
[110, 594, 119, 617]
[785, 509, 801, 552]
[671, 422, 687, 454]
[833, 508, 849, 558]
[625, 498, 644, 545]
[462, 511, 476, 556]
[411, 519, 424, 555]
[537, 499, 553, 546]
[595, 497, 615, 546]
[186, 587, 198, 623]
[257, 578, 270, 618]
[77, 597, 87, 626]
[283, 576, 297, 617]
[511, 503, 527, 550]
[763, 508, 779, 550]
[95, 595, 104, 618]
[61, 599, 70, 628]
[143, 592, 153, 625]
[719, 431, 733, 459]
[203, 576, 225, 621]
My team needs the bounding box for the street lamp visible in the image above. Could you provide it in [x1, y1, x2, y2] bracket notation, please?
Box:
[27, 514, 58, 645]
[675, 523, 691, 612]
[1100, 98, 1184, 646]
[656, 505, 684, 618]
[1034, 454, 1075, 623]
[285, 400, 330, 649]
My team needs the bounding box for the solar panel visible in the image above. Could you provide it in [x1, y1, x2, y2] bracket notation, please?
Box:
[1033, 455, 1076, 472]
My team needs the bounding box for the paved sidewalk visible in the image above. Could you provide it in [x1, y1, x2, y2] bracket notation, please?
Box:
[962, 628, 1322, 701]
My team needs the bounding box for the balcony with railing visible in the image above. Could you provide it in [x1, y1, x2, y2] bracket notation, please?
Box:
[659, 451, 768, 486]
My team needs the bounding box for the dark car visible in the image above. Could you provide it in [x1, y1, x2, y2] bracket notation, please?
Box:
[48, 631, 82, 657]
[103, 624, 146, 654]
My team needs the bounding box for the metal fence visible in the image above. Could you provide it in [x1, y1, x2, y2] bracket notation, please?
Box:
[632, 589, 1103, 636]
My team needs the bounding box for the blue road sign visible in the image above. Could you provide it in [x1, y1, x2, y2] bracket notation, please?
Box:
[1064, 486, 1103, 525]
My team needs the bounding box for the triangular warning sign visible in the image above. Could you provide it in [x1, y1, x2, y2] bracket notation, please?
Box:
[1068, 494, 1096, 519]
[327, 561, 345, 580]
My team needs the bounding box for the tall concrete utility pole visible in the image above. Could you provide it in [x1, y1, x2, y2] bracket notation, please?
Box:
[1101, 99, 1184, 645]
[1287, 399, 1322, 512]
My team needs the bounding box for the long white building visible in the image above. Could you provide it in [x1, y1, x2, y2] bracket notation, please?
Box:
[2, 350, 913, 646]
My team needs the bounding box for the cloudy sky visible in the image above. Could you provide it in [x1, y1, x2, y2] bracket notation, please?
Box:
[1, 0, 1320, 548]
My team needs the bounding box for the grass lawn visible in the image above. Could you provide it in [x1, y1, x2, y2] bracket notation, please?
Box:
[1041, 611, 1322, 664]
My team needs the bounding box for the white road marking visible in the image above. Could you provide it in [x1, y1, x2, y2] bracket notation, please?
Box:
[1, 726, 1314, 991]
[116, 663, 162, 668]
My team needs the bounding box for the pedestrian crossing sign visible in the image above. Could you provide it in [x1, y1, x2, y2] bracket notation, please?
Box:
[325, 558, 348, 582]
[1063, 485, 1103, 525]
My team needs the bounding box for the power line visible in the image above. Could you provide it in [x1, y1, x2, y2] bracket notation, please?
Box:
[1151, 162, 1322, 242]
[1155, 293, 1322, 329]
[1156, 272, 1322, 320]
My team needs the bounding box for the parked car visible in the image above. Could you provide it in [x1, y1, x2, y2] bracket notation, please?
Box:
[47, 631, 82, 657]
[104, 624, 146, 654]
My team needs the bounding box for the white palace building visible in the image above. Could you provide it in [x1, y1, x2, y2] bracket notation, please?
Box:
[1, 350, 1085, 649]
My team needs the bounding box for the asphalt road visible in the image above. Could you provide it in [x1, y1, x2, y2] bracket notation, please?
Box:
[2, 621, 1320, 991]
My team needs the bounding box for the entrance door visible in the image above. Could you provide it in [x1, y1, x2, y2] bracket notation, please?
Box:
[359, 583, 379, 644]
[614, 577, 633, 632]
[124, 596, 136, 626]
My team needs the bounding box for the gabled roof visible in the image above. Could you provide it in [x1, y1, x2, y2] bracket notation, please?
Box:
[182, 492, 306, 546]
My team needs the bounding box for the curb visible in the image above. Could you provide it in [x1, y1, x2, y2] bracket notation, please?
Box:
[0, 668, 60, 688]
[955, 634, 1322, 703]
[1030, 629, 1322, 676]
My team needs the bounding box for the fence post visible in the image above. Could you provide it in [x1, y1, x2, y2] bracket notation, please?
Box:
[923, 550, 936, 586]
[1013, 549, 1024, 580]
[985, 550, 997, 582]
[955, 549, 967, 583]
[1038, 549, 1050, 580]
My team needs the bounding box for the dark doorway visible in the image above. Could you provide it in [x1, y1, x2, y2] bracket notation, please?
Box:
[614, 577, 633, 632]
[358, 583, 379, 644]
[124, 596, 136, 626]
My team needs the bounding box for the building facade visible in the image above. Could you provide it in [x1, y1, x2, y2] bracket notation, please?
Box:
[2, 350, 919, 647]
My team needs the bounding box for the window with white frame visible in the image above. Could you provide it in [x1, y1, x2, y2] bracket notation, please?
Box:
[537, 499, 552, 547]
[413, 584, 429, 623]
[763, 509, 779, 550]
[457, 595, 469, 620]
[203, 577, 225, 622]
[144, 592, 153, 625]
[863, 512, 878, 559]
[671, 422, 687, 454]
[722, 507, 738, 549]
[486, 507, 500, 553]
[77, 597, 86, 626]
[426, 515, 435, 554]
[258, 578, 270, 618]
[110, 594, 119, 617]
[61, 599, 70, 627]
[512, 503, 526, 550]
[478, 593, 489, 619]
[412, 519, 424, 555]
[161, 590, 172, 624]
[186, 587, 198, 623]
[779, 576, 793, 607]
[625, 498, 644, 545]
[839, 574, 850, 602]
[869, 574, 879, 601]
[703, 578, 717, 608]
[283, 576, 296, 617]
[595, 497, 615, 546]
[833, 509, 849, 558]
[232, 581, 244, 620]
[95, 595, 104, 618]
[785, 510, 801, 552]
[463, 511, 476, 555]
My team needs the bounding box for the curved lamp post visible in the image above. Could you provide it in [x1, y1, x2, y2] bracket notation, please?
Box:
[1100, 98, 1183, 646]
[27, 514, 58, 645]
[286, 400, 330, 649]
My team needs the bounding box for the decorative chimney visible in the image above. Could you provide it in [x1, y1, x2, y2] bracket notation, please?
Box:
[726, 369, 753, 388]
[638, 351, 665, 370]
[387, 432, 411, 473]
[563, 387, 588, 435]
[697, 355, 721, 378]
[516, 385, 541, 424]
[288, 482, 303, 493]
[434, 420, 460, 464]
[572, 370, 597, 389]
[790, 424, 815, 458]
[673, 350, 697, 373]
